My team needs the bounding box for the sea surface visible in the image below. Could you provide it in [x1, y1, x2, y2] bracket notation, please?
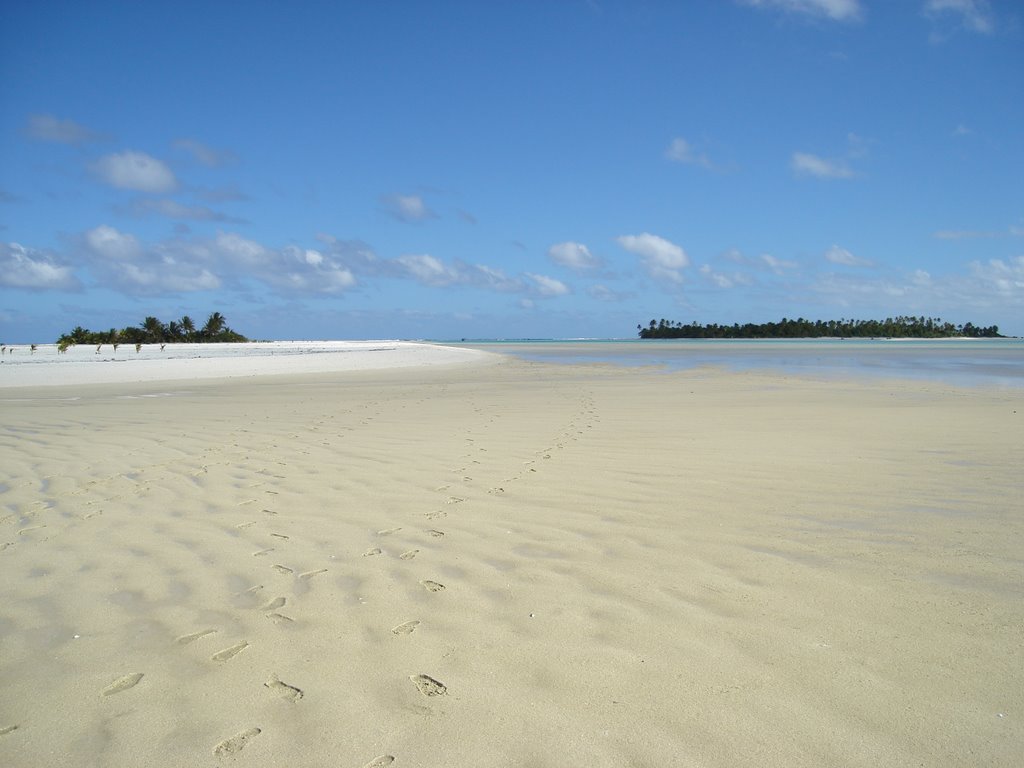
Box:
[446, 338, 1024, 388]
[3, 338, 1021, 388]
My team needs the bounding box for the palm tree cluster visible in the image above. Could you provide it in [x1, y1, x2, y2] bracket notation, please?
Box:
[638, 316, 1002, 339]
[57, 312, 248, 347]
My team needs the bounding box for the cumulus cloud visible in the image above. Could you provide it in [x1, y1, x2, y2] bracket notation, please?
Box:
[77, 226, 361, 296]
[389, 253, 570, 298]
[924, 0, 994, 35]
[665, 137, 713, 168]
[396, 254, 461, 286]
[698, 263, 754, 289]
[173, 138, 238, 167]
[824, 244, 873, 267]
[791, 152, 854, 179]
[85, 225, 145, 261]
[548, 241, 601, 271]
[383, 194, 436, 222]
[813, 256, 1024, 314]
[971, 256, 1024, 296]
[739, 0, 862, 22]
[0, 242, 80, 290]
[526, 273, 570, 297]
[616, 233, 689, 283]
[25, 114, 102, 145]
[92, 151, 177, 193]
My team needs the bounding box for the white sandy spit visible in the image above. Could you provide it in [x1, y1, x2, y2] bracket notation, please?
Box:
[0, 341, 494, 388]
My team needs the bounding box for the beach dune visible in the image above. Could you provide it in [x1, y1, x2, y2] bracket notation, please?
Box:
[0, 348, 1020, 767]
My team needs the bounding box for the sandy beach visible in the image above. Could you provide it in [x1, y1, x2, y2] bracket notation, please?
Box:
[0, 346, 1021, 767]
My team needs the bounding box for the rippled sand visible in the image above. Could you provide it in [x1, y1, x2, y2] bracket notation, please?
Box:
[0, 355, 1020, 767]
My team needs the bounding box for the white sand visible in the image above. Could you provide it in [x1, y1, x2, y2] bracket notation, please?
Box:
[0, 341, 496, 388]
[0, 350, 1021, 767]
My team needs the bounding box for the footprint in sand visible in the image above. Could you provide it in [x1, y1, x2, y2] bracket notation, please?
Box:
[399, 549, 419, 560]
[377, 527, 402, 536]
[102, 673, 144, 696]
[299, 568, 327, 580]
[261, 596, 286, 611]
[391, 620, 420, 635]
[419, 580, 445, 593]
[252, 548, 274, 557]
[272, 564, 294, 574]
[265, 612, 294, 624]
[410, 674, 447, 697]
[211, 641, 249, 662]
[425, 530, 444, 538]
[175, 629, 216, 645]
[362, 756, 395, 768]
[264, 674, 303, 702]
[213, 727, 261, 756]
[0, 725, 19, 737]
[363, 547, 382, 557]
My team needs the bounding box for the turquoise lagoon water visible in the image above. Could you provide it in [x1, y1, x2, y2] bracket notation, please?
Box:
[446, 338, 1024, 387]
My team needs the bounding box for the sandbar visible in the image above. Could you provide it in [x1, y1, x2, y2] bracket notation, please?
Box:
[0, 349, 1020, 767]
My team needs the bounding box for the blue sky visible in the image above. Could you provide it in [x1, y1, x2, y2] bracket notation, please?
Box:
[1, 0, 1022, 342]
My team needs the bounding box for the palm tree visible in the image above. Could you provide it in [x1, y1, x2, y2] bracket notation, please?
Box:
[141, 316, 167, 343]
[202, 312, 226, 340]
[180, 315, 196, 342]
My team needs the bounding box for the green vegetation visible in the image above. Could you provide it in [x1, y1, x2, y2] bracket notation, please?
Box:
[57, 312, 248, 349]
[638, 316, 1002, 339]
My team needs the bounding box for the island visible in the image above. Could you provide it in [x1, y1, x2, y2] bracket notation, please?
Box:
[56, 312, 248, 351]
[637, 316, 1002, 339]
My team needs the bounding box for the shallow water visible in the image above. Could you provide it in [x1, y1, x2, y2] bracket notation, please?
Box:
[449, 338, 1024, 387]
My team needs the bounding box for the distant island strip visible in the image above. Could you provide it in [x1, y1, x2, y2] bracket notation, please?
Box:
[56, 312, 248, 351]
[637, 317, 1002, 339]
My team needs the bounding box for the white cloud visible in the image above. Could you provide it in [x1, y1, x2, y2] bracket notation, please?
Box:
[812, 256, 1024, 315]
[526, 273, 570, 297]
[396, 254, 461, 286]
[924, 0, 994, 34]
[383, 194, 436, 222]
[26, 114, 101, 144]
[587, 284, 633, 302]
[665, 137, 712, 168]
[85, 225, 144, 261]
[548, 241, 601, 271]
[971, 256, 1024, 296]
[699, 263, 755, 289]
[0, 242, 79, 290]
[616, 233, 689, 283]
[278, 246, 356, 293]
[739, 0, 862, 22]
[215, 232, 273, 268]
[760, 253, 798, 274]
[394, 254, 530, 294]
[78, 226, 362, 296]
[173, 138, 238, 167]
[824, 244, 873, 267]
[92, 151, 177, 193]
[792, 152, 854, 179]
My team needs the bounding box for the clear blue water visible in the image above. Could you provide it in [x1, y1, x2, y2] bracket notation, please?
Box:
[444, 338, 1024, 388]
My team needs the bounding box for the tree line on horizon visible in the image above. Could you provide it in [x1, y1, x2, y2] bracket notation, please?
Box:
[637, 316, 1002, 339]
[57, 312, 248, 349]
